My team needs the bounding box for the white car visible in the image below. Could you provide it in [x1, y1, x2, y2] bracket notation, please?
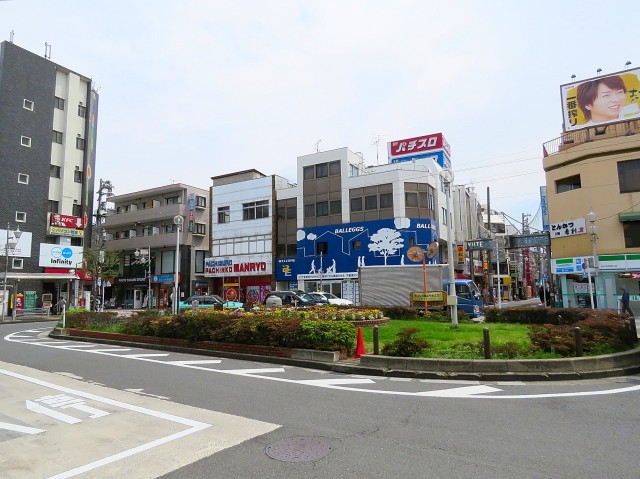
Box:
[308, 292, 353, 306]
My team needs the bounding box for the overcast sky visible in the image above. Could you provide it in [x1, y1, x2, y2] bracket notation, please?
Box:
[3, 1, 637, 226]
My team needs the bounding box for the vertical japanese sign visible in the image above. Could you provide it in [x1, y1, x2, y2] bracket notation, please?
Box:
[540, 186, 549, 231]
[188, 194, 195, 233]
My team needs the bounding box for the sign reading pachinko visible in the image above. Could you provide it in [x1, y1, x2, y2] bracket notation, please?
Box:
[204, 253, 272, 277]
[549, 217, 586, 238]
[560, 68, 640, 132]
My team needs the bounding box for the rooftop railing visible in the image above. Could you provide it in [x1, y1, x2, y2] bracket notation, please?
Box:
[543, 119, 639, 157]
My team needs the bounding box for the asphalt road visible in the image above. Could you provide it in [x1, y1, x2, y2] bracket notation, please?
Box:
[1, 320, 639, 479]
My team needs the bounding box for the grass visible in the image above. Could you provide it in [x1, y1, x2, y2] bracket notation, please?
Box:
[360, 320, 551, 359]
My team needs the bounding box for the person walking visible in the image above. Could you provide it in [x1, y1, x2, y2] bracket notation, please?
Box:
[618, 288, 634, 318]
[619, 288, 634, 317]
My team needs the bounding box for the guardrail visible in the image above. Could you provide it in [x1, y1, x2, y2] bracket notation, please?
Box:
[15, 308, 50, 317]
[543, 120, 639, 157]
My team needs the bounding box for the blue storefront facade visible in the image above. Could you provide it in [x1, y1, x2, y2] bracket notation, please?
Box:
[276, 218, 439, 304]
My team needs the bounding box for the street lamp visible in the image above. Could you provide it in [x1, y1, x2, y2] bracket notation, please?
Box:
[2, 224, 22, 322]
[173, 215, 183, 315]
[440, 169, 458, 328]
[586, 209, 599, 308]
[135, 247, 152, 310]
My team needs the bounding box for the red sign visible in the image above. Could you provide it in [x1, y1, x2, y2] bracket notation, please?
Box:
[49, 213, 85, 229]
[631, 272, 640, 279]
[389, 133, 451, 158]
[225, 287, 238, 302]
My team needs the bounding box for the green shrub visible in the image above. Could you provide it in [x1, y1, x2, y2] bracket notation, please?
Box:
[381, 328, 431, 357]
[299, 320, 357, 353]
[380, 305, 422, 320]
[485, 307, 628, 326]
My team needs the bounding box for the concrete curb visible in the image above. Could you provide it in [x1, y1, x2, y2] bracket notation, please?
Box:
[49, 329, 640, 381]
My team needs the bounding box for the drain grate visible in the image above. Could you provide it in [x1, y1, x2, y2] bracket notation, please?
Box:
[266, 436, 333, 463]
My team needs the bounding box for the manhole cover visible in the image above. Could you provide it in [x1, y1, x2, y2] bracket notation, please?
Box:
[266, 436, 333, 463]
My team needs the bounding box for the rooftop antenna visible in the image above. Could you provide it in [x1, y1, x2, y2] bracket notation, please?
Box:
[625, 61, 632, 70]
[44, 42, 51, 60]
[169, 178, 182, 184]
[596, 68, 602, 76]
[10, 30, 14, 43]
[372, 135, 383, 165]
[571, 74, 576, 80]
[314, 139, 321, 153]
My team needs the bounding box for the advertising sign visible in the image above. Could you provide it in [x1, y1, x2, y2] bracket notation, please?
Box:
[49, 213, 85, 229]
[204, 253, 272, 277]
[388, 133, 451, 159]
[276, 258, 297, 281]
[38, 244, 83, 268]
[560, 68, 640, 132]
[0, 230, 32, 258]
[48, 226, 85, 237]
[456, 244, 465, 265]
[540, 186, 550, 231]
[550, 218, 586, 238]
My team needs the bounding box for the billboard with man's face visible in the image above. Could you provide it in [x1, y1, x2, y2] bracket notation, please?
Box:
[561, 68, 640, 132]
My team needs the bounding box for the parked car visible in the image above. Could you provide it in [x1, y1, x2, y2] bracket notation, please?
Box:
[178, 294, 243, 310]
[307, 291, 354, 306]
[264, 291, 327, 307]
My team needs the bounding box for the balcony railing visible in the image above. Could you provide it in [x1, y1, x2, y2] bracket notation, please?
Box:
[543, 119, 639, 157]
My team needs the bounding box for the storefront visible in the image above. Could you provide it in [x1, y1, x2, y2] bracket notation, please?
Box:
[204, 254, 272, 305]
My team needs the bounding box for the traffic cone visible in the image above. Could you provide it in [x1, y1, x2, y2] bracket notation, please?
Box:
[354, 327, 366, 359]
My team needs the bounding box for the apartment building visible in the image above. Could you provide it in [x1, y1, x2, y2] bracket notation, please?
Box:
[0, 40, 97, 310]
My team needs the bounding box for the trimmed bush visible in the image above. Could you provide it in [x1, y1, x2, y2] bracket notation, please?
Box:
[381, 328, 431, 357]
[299, 320, 357, 353]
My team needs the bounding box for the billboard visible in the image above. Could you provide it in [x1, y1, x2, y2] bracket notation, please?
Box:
[204, 253, 272, 277]
[388, 133, 451, 169]
[560, 68, 640, 132]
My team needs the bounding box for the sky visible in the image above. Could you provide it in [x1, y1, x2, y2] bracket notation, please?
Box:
[2, 0, 638, 227]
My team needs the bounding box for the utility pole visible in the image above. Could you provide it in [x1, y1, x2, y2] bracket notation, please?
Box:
[486, 187, 494, 304]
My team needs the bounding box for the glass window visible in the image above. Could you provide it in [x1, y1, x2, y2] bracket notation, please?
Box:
[72, 204, 82, 217]
[161, 250, 175, 273]
[218, 206, 230, 224]
[76, 137, 85, 149]
[317, 242, 328, 254]
[243, 200, 269, 220]
[352, 240, 361, 250]
[23, 99, 34, 111]
[21, 136, 31, 147]
[365, 195, 377, 210]
[304, 204, 315, 217]
[623, 221, 640, 248]
[18, 173, 29, 184]
[618, 159, 640, 193]
[556, 175, 581, 193]
[286, 244, 297, 256]
[77, 104, 86, 117]
[350, 197, 362, 212]
[16, 211, 26, 222]
[194, 223, 206, 235]
[166, 196, 180, 205]
[52, 130, 63, 144]
[316, 163, 328, 178]
[196, 195, 206, 207]
[48, 200, 59, 213]
[74, 170, 83, 183]
[330, 200, 341, 215]
[329, 161, 341, 175]
[380, 193, 393, 209]
[303, 166, 314, 180]
[54, 97, 65, 110]
[316, 201, 329, 217]
[277, 206, 285, 221]
[405, 192, 418, 207]
[286, 206, 297, 219]
[50, 165, 61, 178]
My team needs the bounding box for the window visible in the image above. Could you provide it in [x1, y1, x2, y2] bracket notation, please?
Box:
[21, 136, 31, 147]
[303, 166, 314, 180]
[330, 200, 341, 215]
[556, 175, 581, 193]
[623, 222, 640, 248]
[76, 137, 85, 149]
[304, 203, 315, 217]
[77, 104, 86, 118]
[316, 201, 329, 217]
[193, 223, 206, 235]
[405, 192, 418, 207]
[74, 170, 83, 183]
[195, 195, 206, 208]
[23, 99, 34, 111]
[441, 207, 447, 225]
[365, 195, 377, 210]
[316, 163, 329, 178]
[243, 200, 269, 220]
[195, 250, 205, 273]
[16, 211, 26, 223]
[380, 193, 393, 209]
[12, 258, 23, 270]
[350, 197, 362, 212]
[286, 244, 297, 256]
[166, 195, 180, 205]
[50, 165, 61, 178]
[52, 130, 63, 144]
[48, 200, 59, 213]
[72, 204, 82, 217]
[352, 240, 361, 250]
[165, 224, 177, 234]
[618, 159, 640, 193]
[54, 97, 65, 110]
[329, 161, 341, 176]
[161, 250, 176, 274]
[18, 173, 29, 184]
[317, 242, 328, 254]
[218, 206, 230, 224]
[286, 206, 297, 219]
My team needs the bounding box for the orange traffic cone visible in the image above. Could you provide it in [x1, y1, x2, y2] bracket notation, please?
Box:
[354, 327, 366, 359]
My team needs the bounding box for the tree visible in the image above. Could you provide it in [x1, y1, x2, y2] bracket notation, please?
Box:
[368, 228, 404, 265]
[82, 248, 120, 284]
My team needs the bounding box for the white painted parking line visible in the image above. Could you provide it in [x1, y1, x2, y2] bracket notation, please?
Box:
[416, 385, 502, 397]
[119, 354, 171, 359]
[9, 335, 37, 338]
[166, 360, 223, 366]
[26, 400, 83, 424]
[224, 368, 286, 375]
[0, 420, 45, 435]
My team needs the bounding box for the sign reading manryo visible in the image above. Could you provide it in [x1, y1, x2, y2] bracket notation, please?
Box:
[49, 213, 84, 229]
[205, 254, 272, 277]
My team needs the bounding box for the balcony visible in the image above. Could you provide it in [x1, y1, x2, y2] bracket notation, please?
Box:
[103, 203, 184, 228]
[543, 119, 639, 157]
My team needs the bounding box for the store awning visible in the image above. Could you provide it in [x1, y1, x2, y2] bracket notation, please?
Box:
[0, 273, 78, 281]
[619, 212, 640, 222]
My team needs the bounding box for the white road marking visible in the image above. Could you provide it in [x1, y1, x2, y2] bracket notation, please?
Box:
[416, 385, 502, 397]
[165, 360, 223, 366]
[119, 353, 171, 359]
[54, 344, 104, 349]
[298, 378, 376, 386]
[0, 420, 46, 435]
[26, 400, 83, 424]
[87, 349, 133, 353]
[224, 368, 286, 375]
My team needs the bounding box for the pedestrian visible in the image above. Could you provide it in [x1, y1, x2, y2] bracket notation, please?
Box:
[57, 297, 67, 314]
[619, 287, 635, 317]
[538, 286, 545, 306]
